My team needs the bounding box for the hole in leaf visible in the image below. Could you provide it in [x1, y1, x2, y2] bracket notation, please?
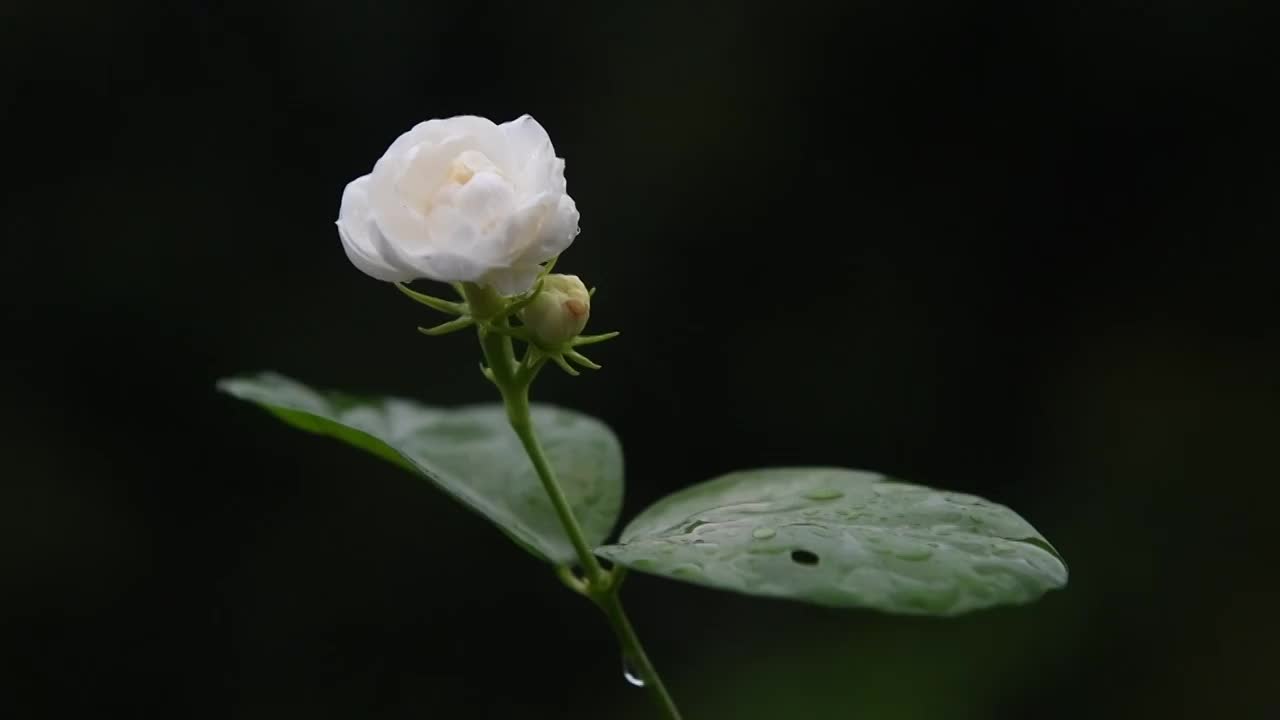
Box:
[790, 550, 820, 566]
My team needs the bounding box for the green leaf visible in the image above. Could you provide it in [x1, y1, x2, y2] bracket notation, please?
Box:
[595, 467, 1066, 615]
[217, 372, 623, 565]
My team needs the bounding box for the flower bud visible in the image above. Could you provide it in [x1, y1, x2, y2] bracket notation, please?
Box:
[520, 274, 591, 347]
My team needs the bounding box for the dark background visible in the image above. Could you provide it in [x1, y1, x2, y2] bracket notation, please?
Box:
[3, 1, 1277, 717]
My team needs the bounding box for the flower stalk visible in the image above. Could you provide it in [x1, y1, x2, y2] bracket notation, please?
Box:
[459, 281, 683, 720]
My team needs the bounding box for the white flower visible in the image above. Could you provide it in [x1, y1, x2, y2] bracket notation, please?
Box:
[337, 115, 580, 295]
[520, 274, 591, 346]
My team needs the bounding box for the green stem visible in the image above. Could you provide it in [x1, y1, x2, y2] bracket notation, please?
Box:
[596, 576, 685, 720]
[505, 383, 608, 586]
[505, 371, 682, 719]
[510, 392, 683, 720]
[461, 282, 684, 720]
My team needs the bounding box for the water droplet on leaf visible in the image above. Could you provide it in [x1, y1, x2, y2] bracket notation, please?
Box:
[893, 546, 934, 561]
[671, 563, 702, 578]
[803, 488, 844, 501]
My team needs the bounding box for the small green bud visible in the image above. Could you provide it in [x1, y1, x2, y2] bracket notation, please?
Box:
[520, 274, 591, 347]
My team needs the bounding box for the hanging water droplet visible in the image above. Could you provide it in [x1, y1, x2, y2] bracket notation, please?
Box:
[622, 655, 646, 687]
[752, 527, 777, 540]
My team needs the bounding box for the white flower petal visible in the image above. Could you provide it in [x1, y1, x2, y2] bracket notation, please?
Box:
[529, 193, 580, 261]
[502, 115, 567, 194]
[392, 136, 479, 210]
[496, 192, 579, 269]
[501, 194, 553, 259]
[482, 263, 545, 296]
[369, 216, 437, 278]
[502, 114, 554, 163]
[421, 251, 493, 285]
[369, 207, 489, 284]
[452, 171, 517, 232]
[339, 223, 410, 282]
[380, 116, 505, 175]
[337, 176, 409, 281]
[548, 157, 568, 194]
[424, 206, 482, 256]
[369, 135, 477, 253]
[337, 114, 580, 286]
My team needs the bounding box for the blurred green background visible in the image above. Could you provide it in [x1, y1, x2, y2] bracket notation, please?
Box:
[2, 1, 1277, 717]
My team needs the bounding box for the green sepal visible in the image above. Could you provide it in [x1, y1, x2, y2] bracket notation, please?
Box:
[572, 331, 620, 348]
[566, 350, 601, 370]
[418, 316, 475, 336]
[552, 353, 581, 376]
[396, 283, 465, 315]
